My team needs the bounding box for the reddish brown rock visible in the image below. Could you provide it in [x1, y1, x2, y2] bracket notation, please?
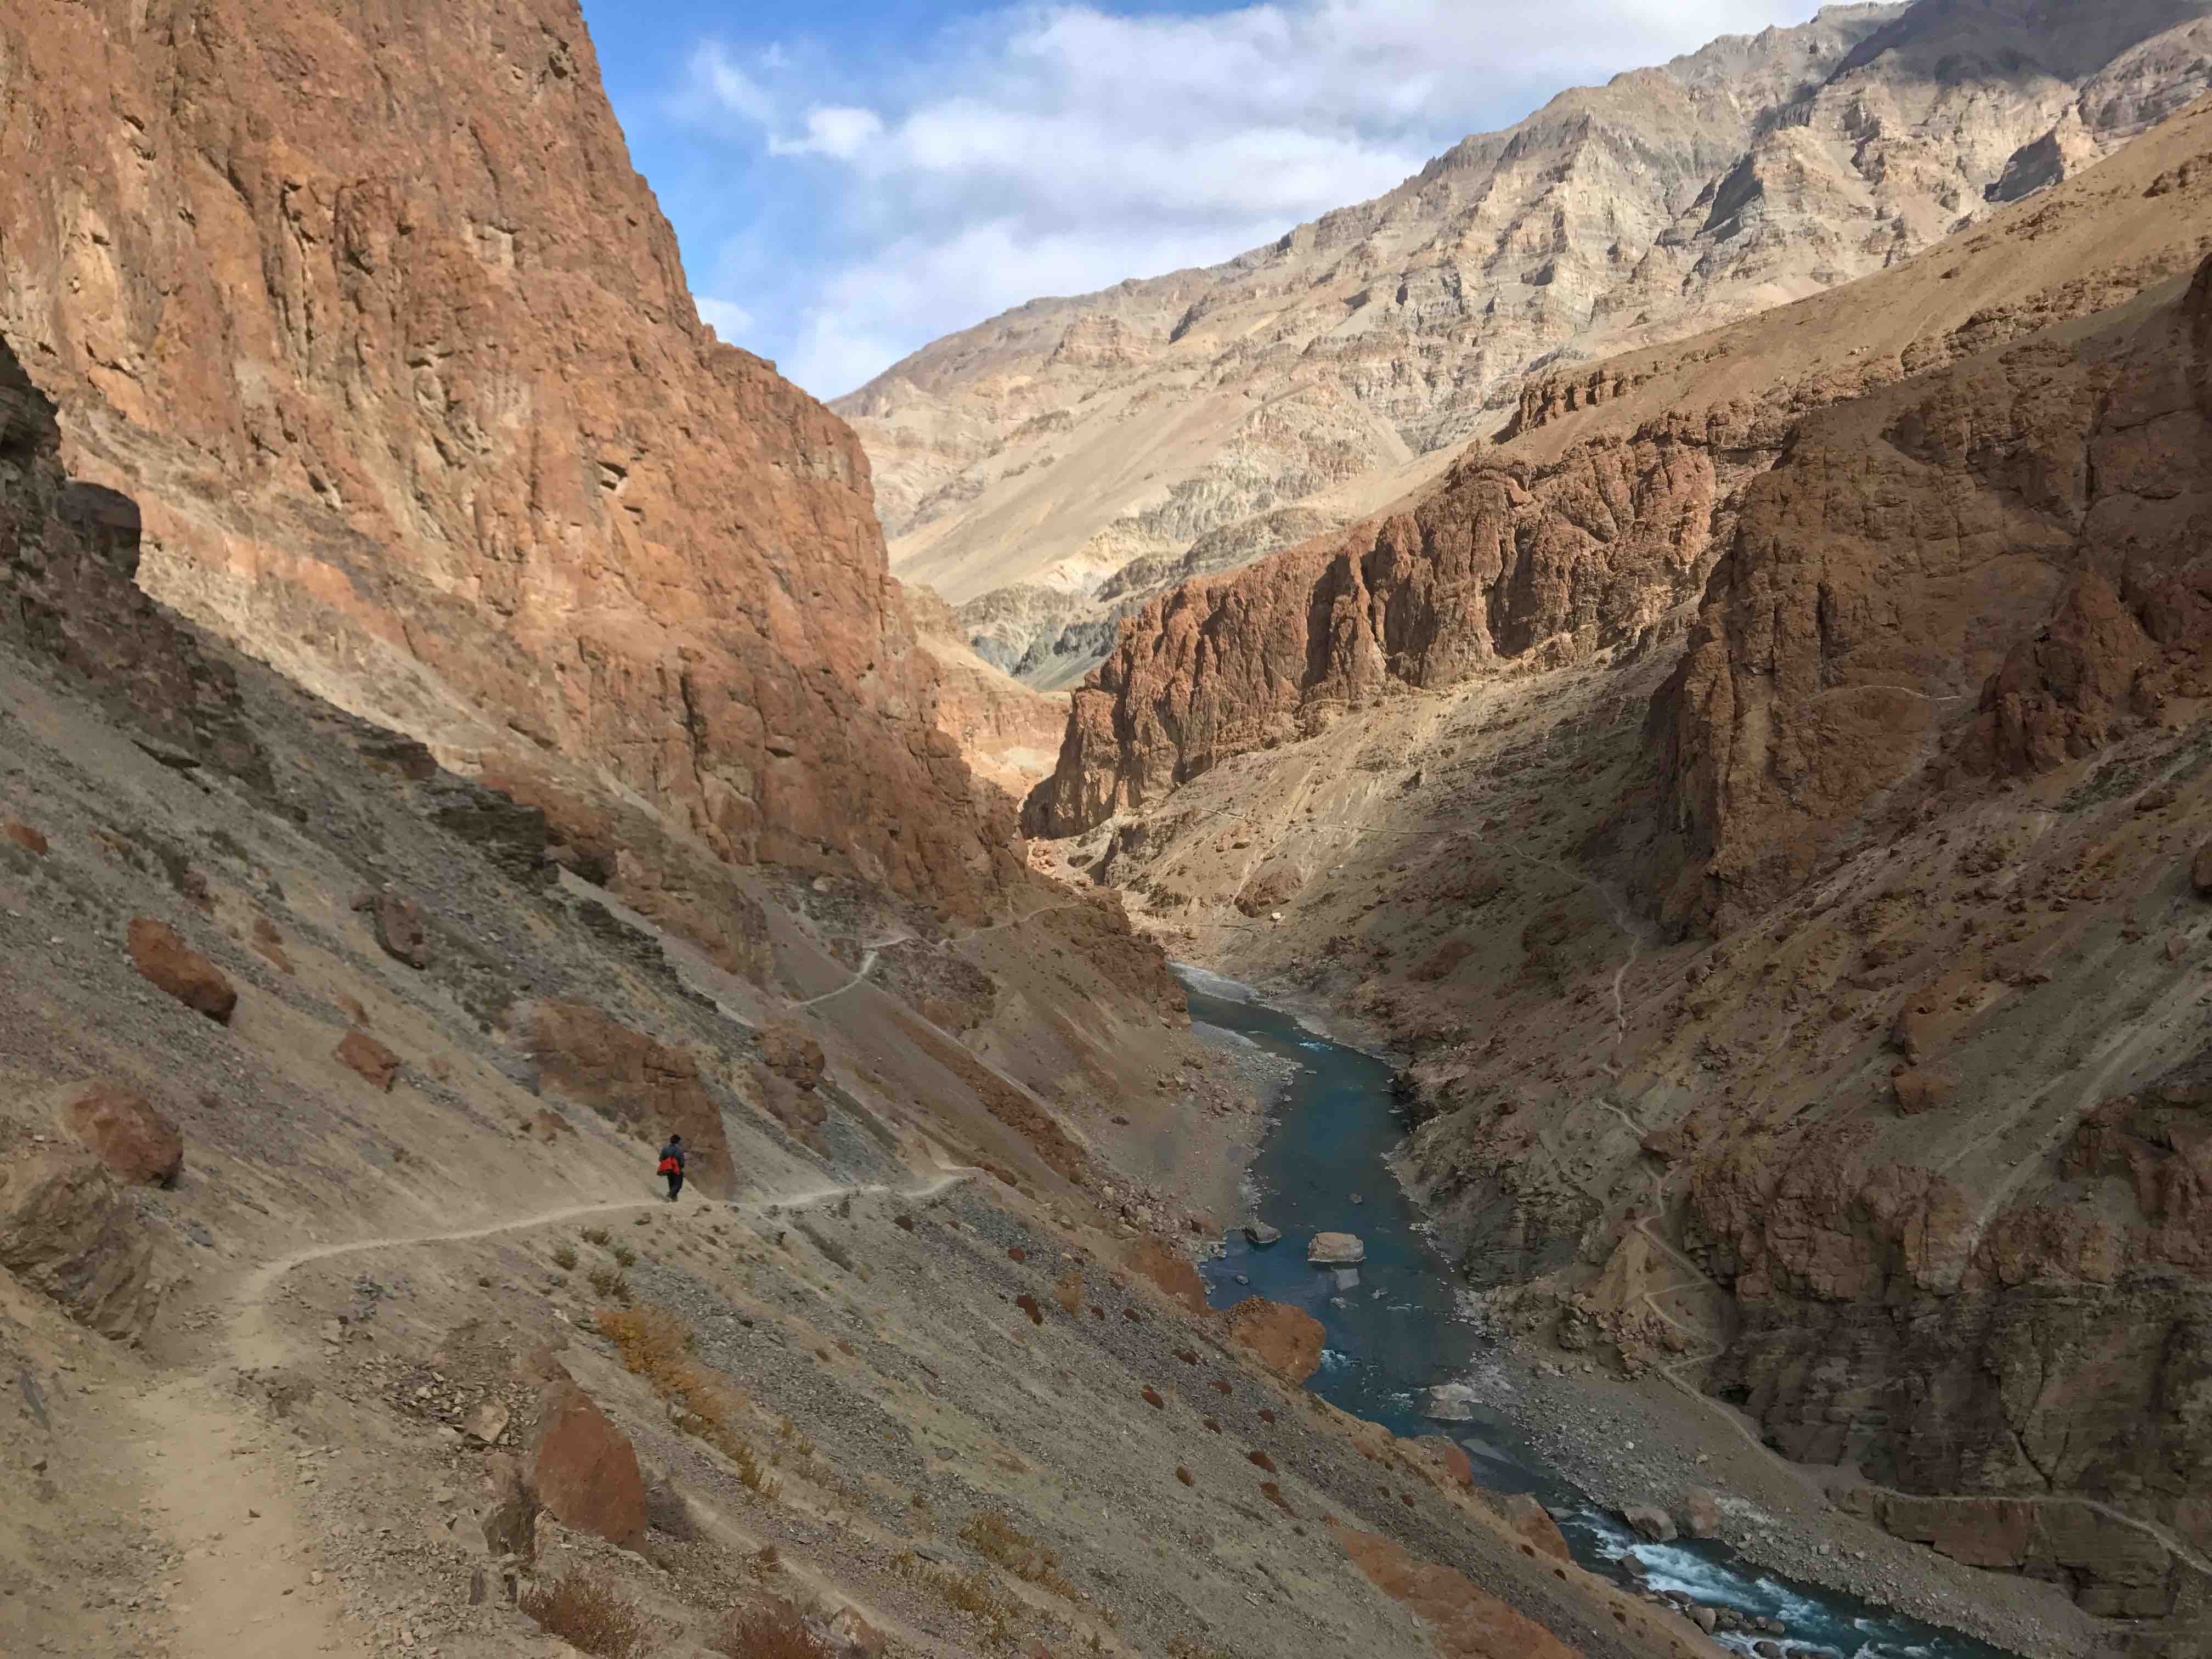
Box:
[528, 1379, 646, 1551]
[757, 1020, 827, 1091]
[1472, 1489, 1573, 1561]
[2192, 842, 2212, 898]
[4, 821, 48, 856]
[127, 917, 237, 1024]
[356, 892, 431, 970]
[336, 995, 371, 1027]
[1123, 1240, 1209, 1317]
[0, 1149, 163, 1339]
[335, 1030, 402, 1092]
[64, 1084, 183, 1187]
[1222, 1296, 1326, 1384]
[1892, 1068, 1957, 1115]
[527, 1002, 733, 1197]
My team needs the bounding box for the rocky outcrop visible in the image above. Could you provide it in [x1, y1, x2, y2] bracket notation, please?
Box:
[63, 1085, 183, 1188]
[0, 338, 264, 787]
[0, 0, 1017, 925]
[1652, 248, 2212, 933]
[526, 1002, 734, 1197]
[853, 1, 2212, 684]
[0, 1149, 163, 1339]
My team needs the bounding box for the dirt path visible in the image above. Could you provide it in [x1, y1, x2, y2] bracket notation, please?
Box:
[125, 1170, 978, 1659]
[788, 900, 1090, 1009]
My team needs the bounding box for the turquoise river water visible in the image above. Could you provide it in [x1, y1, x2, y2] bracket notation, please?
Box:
[1179, 965, 2018, 1659]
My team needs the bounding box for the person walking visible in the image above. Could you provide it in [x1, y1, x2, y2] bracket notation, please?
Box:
[657, 1133, 686, 1202]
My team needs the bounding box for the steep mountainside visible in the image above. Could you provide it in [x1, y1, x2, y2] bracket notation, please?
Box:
[2, 324, 1695, 1659]
[0, 0, 1017, 938]
[1028, 95, 2212, 1655]
[842, 0, 2212, 686]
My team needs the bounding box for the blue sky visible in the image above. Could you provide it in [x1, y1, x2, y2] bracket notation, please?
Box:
[578, 0, 1822, 400]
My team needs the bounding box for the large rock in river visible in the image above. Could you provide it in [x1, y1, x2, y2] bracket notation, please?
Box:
[1307, 1231, 1365, 1265]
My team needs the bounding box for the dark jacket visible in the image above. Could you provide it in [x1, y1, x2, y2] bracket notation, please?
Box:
[658, 1139, 685, 1170]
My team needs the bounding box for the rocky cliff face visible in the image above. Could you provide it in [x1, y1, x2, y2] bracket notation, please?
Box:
[850, 0, 2212, 686]
[0, 0, 1017, 927]
[1029, 97, 2212, 1650]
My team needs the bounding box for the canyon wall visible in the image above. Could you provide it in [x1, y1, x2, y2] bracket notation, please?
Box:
[1034, 97, 2212, 1649]
[0, 0, 1015, 924]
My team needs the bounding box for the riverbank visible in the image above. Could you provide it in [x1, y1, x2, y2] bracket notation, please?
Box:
[1175, 965, 2107, 1659]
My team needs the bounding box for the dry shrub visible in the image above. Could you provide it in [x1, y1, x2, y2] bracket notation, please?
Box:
[1054, 1272, 1084, 1316]
[709, 1601, 830, 1659]
[1014, 1294, 1043, 1326]
[520, 1572, 651, 1658]
[1175, 1466, 1195, 1487]
[1007, 1246, 1026, 1263]
[895, 1214, 916, 1231]
[588, 1266, 633, 1305]
[1247, 1450, 1276, 1473]
[1209, 1379, 1231, 1396]
[959, 1510, 1075, 1599]
[893, 1552, 1022, 1648]
[610, 1242, 636, 1267]
[1175, 1348, 1198, 1365]
[1203, 1418, 1220, 1434]
[582, 1227, 611, 1246]
[1260, 1482, 1297, 1517]
[595, 1307, 777, 1496]
[1258, 1408, 1274, 1423]
[552, 1243, 579, 1271]
[749, 1544, 782, 1580]
[1141, 1387, 1165, 1410]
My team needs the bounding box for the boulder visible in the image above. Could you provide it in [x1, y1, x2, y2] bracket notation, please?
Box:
[0, 1149, 163, 1338]
[757, 1019, 827, 1091]
[63, 1084, 183, 1187]
[357, 891, 432, 969]
[1424, 1383, 1480, 1422]
[1892, 1068, 1956, 1114]
[4, 821, 48, 856]
[1678, 1486, 1725, 1540]
[2194, 843, 2212, 898]
[1242, 1221, 1283, 1246]
[1888, 1004, 1940, 1064]
[1124, 1239, 1209, 1315]
[1222, 1296, 1326, 1383]
[1483, 1491, 1572, 1561]
[335, 1030, 402, 1092]
[529, 1379, 647, 1550]
[126, 917, 236, 1023]
[823, 1606, 886, 1657]
[478, 1453, 539, 1562]
[1307, 1231, 1365, 1265]
[1623, 1503, 1677, 1543]
[1417, 1436, 1476, 1489]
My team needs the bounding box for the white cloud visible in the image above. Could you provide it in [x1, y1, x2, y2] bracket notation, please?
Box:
[678, 1, 1822, 397]
[694, 297, 757, 343]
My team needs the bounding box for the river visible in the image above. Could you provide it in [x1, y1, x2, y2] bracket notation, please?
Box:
[1178, 964, 2017, 1659]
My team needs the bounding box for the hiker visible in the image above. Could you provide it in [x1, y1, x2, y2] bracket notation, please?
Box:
[657, 1133, 686, 1202]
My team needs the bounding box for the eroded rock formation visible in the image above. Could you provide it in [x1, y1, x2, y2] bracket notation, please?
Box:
[0, 0, 1017, 927]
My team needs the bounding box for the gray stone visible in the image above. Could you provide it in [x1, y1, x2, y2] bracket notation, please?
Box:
[1242, 1221, 1282, 1246]
[1623, 1504, 1677, 1543]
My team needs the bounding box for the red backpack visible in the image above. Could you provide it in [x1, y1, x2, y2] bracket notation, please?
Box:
[657, 1156, 679, 1175]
